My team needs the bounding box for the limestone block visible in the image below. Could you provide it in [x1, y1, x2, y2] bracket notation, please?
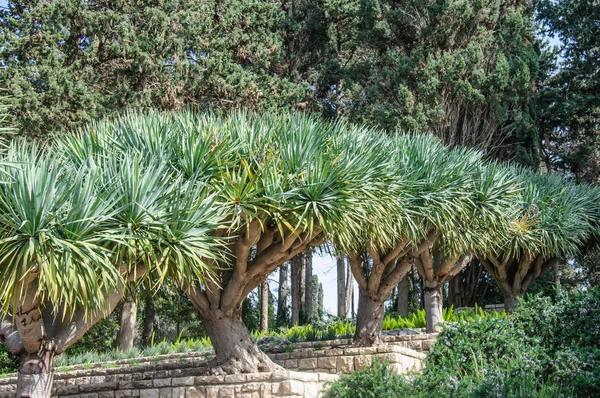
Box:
[98, 393, 115, 398]
[240, 383, 262, 392]
[172, 377, 194, 387]
[336, 357, 353, 373]
[259, 384, 272, 398]
[195, 375, 224, 385]
[284, 359, 298, 369]
[298, 358, 317, 370]
[218, 386, 235, 398]
[140, 389, 160, 398]
[153, 379, 172, 388]
[115, 390, 133, 398]
[223, 373, 247, 383]
[304, 383, 319, 398]
[408, 341, 422, 351]
[159, 388, 172, 398]
[277, 380, 304, 396]
[237, 393, 260, 398]
[172, 387, 185, 398]
[186, 386, 207, 398]
[317, 357, 337, 372]
[354, 355, 372, 371]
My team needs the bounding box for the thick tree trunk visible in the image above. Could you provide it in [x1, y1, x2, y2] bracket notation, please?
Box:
[142, 295, 155, 346]
[353, 292, 385, 346]
[504, 294, 516, 312]
[424, 282, 444, 333]
[277, 263, 289, 325]
[117, 297, 137, 351]
[200, 310, 281, 374]
[397, 275, 409, 317]
[16, 349, 54, 398]
[304, 251, 313, 322]
[260, 281, 269, 333]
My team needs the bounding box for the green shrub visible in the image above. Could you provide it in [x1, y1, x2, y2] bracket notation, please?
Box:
[324, 360, 414, 398]
[0, 344, 17, 374]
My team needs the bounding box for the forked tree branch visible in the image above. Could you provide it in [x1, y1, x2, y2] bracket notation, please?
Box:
[0, 317, 23, 355]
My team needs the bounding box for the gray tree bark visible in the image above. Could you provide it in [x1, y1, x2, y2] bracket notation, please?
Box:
[290, 253, 304, 325]
[142, 295, 155, 347]
[260, 281, 269, 333]
[397, 274, 409, 317]
[277, 263, 289, 326]
[16, 349, 54, 398]
[354, 292, 385, 346]
[117, 295, 137, 351]
[199, 309, 277, 374]
[423, 281, 444, 333]
[337, 255, 346, 317]
[304, 250, 313, 322]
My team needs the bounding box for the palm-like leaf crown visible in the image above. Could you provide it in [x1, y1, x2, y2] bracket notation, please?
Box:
[497, 167, 600, 261]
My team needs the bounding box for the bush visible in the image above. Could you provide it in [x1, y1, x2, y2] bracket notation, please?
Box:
[414, 289, 600, 397]
[0, 344, 17, 374]
[324, 360, 413, 398]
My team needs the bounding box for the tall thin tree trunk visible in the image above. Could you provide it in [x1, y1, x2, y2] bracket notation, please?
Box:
[142, 294, 155, 347]
[277, 263, 289, 326]
[290, 253, 303, 325]
[260, 281, 269, 333]
[337, 255, 346, 317]
[351, 284, 355, 318]
[424, 282, 443, 333]
[117, 295, 137, 351]
[397, 274, 409, 317]
[345, 263, 354, 318]
[304, 251, 313, 322]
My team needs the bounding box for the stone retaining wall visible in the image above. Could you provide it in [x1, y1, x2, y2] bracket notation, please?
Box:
[270, 345, 425, 375]
[0, 331, 437, 397]
[0, 367, 336, 398]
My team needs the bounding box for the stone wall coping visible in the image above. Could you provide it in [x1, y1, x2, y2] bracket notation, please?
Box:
[269, 343, 426, 361]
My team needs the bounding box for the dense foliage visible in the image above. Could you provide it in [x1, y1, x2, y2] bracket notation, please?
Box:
[325, 289, 600, 397]
[0, 0, 308, 138]
[1, 0, 543, 167]
[536, 0, 600, 181]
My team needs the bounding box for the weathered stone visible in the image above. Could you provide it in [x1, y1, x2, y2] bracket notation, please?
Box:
[316, 356, 336, 370]
[297, 358, 317, 370]
[171, 387, 185, 398]
[195, 375, 224, 385]
[159, 387, 172, 398]
[186, 386, 207, 398]
[153, 379, 172, 388]
[171, 377, 194, 387]
[218, 386, 235, 398]
[278, 380, 304, 396]
[98, 392, 115, 398]
[115, 390, 133, 398]
[139, 389, 160, 398]
[336, 356, 353, 373]
[354, 355, 372, 371]
[223, 373, 247, 383]
[55, 385, 80, 395]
